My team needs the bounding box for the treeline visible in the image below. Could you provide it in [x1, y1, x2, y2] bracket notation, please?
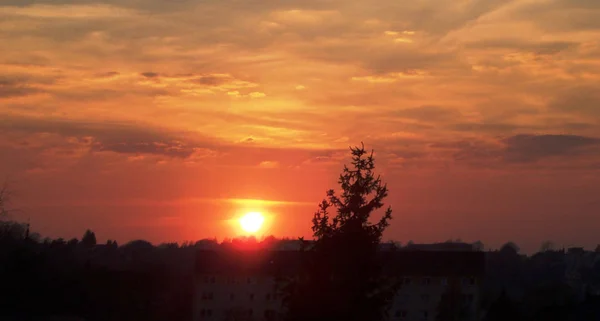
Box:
[0, 221, 194, 321]
[481, 243, 600, 321]
[2, 220, 600, 321]
[0, 220, 307, 321]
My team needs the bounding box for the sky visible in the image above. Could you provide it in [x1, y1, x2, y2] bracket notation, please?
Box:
[1, 0, 599, 253]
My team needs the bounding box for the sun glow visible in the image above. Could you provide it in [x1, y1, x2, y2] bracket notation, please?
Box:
[239, 211, 265, 233]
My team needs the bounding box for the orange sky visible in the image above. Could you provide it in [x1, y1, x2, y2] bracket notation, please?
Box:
[1, 0, 600, 253]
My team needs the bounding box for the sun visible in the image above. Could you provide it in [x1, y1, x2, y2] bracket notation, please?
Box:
[239, 212, 265, 233]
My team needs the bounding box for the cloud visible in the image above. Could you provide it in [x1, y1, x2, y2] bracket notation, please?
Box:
[1, 0, 600, 172]
[429, 139, 501, 163]
[464, 39, 579, 55]
[249, 91, 266, 98]
[192, 75, 230, 86]
[0, 4, 139, 19]
[95, 71, 120, 78]
[451, 122, 533, 134]
[91, 141, 195, 158]
[0, 73, 56, 98]
[351, 70, 427, 83]
[0, 85, 42, 98]
[394, 105, 461, 122]
[136, 73, 259, 96]
[258, 161, 279, 168]
[502, 134, 600, 163]
[547, 86, 600, 117]
[0, 114, 219, 159]
[511, 0, 600, 32]
[430, 134, 600, 166]
[140, 72, 159, 78]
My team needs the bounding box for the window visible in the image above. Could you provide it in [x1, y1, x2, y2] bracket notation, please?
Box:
[440, 278, 448, 286]
[266, 293, 271, 300]
[249, 293, 255, 301]
[421, 277, 431, 286]
[201, 292, 214, 301]
[265, 309, 277, 320]
[421, 294, 430, 302]
[396, 293, 410, 304]
[229, 293, 235, 301]
[402, 277, 412, 285]
[203, 276, 210, 284]
[395, 310, 407, 319]
[210, 276, 216, 284]
[462, 294, 474, 305]
[420, 310, 428, 320]
[247, 309, 253, 317]
[462, 277, 476, 286]
[200, 309, 213, 318]
[247, 277, 253, 284]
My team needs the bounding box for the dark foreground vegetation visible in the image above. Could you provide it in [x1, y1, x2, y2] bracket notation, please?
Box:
[2, 227, 600, 321]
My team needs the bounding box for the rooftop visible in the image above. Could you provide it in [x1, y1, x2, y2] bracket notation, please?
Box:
[195, 248, 485, 277]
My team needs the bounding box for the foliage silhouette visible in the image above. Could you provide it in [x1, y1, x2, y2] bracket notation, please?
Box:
[540, 241, 556, 252]
[500, 241, 520, 255]
[82, 229, 97, 248]
[280, 143, 398, 321]
[483, 289, 521, 321]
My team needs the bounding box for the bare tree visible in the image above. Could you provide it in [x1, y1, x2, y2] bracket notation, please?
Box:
[0, 179, 23, 219]
[0, 181, 11, 218]
[540, 241, 555, 252]
[472, 240, 485, 252]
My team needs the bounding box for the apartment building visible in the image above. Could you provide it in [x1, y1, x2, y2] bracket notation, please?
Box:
[194, 247, 484, 321]
[385, 250, 484, 321]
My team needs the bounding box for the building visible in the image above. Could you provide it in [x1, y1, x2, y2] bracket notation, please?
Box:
[194, 248, 485, 321]
[384, 250, 485, 321]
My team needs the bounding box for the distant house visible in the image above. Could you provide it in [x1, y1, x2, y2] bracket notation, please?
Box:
[402, 242, 476, 252]
[193, 247, 485, 321]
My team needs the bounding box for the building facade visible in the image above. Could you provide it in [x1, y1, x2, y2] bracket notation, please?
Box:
[194, 247, 485, 321]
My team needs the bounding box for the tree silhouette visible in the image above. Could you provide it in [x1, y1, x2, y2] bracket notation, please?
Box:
[540, 241, 555, 252]
[281, 143, 397, 321]
[0, 181, 11, 218]
[500, 242, 520, 255]
[472, 241, 485, 251]
[106, 239, 118, 248]
[82, 229, 97, 248]
[483, 290, 521, 321]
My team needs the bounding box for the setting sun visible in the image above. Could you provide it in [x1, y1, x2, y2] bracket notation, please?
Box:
[239, 212, 265, 234]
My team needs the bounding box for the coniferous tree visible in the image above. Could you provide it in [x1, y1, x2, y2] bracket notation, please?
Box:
[281, 143, 398, 321]
[82, 229, 97, 248]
